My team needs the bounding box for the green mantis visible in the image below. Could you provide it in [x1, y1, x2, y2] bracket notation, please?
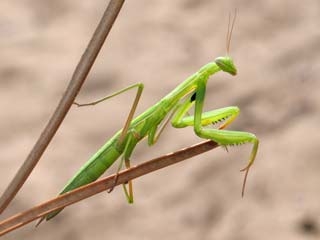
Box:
[42, 12, 259, 222]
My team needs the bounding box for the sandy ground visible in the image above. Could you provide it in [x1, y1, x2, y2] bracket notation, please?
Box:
[0, 0, 320, 239]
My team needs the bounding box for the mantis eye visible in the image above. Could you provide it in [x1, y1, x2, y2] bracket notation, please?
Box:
[215, 56, 237, 76]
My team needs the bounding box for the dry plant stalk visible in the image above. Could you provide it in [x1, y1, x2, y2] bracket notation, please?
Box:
[0, 0, 126, 214]
[0, 140, 218, 236]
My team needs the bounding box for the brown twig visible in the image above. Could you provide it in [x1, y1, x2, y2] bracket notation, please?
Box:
[0, 140, 218, 236]
[0, 0, 126, 214]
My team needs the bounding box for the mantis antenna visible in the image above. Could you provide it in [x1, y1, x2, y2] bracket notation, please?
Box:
[226, 9, 237, 55]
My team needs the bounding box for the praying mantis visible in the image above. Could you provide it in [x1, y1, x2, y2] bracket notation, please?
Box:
[42, 12, 259, 222]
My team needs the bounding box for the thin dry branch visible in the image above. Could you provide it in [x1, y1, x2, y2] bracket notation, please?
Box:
[0, 140, 218, 236]
[0, 0, 126, 214]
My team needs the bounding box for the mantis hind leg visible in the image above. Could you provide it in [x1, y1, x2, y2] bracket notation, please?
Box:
[74, 83, 144, 200]
[74, 83, 144, 145]
[122, 156, 134, 203]
[120, 130, 140, 203]
[107, 130, 137, 203]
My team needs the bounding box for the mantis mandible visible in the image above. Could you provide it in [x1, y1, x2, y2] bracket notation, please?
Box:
[42, 12, 259, 221]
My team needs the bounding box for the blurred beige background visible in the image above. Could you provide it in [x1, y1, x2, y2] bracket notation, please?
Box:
[1, 0, 320, 239]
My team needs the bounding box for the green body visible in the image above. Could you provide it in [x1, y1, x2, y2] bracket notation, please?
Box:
[60, 62, 219, 194]
[45, 56, 259, 221]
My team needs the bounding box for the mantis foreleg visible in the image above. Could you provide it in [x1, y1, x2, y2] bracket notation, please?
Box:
[172, 79, 259, 196]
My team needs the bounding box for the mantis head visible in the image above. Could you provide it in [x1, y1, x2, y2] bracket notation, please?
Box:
[215, 56, 237, 76]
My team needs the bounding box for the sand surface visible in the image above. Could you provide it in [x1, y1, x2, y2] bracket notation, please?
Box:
[0, 0, 320, 239]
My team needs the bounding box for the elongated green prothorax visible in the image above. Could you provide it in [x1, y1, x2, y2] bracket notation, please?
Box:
[39, 10, 259, 224]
